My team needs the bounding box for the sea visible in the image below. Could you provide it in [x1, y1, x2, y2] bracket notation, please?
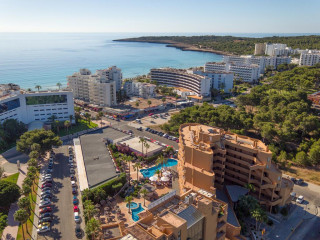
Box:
[0, 32, 319, 90]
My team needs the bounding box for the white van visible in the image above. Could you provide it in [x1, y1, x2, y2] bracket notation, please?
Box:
[74, 212, 80, 223]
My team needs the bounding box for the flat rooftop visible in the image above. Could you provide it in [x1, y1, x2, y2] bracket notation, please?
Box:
[119, 137, 164, 155]
[80, 127, 126, 187]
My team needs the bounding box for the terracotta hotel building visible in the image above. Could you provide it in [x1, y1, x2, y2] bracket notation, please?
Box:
[177, 123, 293, 211]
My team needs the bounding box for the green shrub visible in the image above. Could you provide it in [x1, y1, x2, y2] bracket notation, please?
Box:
[112, 182, 123, 191]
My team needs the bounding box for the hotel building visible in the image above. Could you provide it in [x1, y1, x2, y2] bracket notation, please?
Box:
[223, 55, 291, 74]
[121, 189, 241, 240]
[204, 62, 260, 82]
[123, 81, 156, 99]
[0, 84, 75, 125]
[68, 66, 122, 107]
[177, 123, 293, 212]
[150, 68, 211, 97]
[299, 51, 320, 66]
[189, 69, 234, 93]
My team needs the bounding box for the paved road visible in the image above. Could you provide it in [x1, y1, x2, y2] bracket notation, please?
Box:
[37, 145, 85, 240]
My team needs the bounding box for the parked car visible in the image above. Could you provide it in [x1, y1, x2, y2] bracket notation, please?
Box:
[39, 202, 51, 208]
[40, 207, 52, 214]
[148, 113, 154, 116]
[46, 169, 53, 174]
[71, 181, 76, 187]
[37, 226, 50, 233]
[39, 212, 52, 219]
[290, 177, 296, 183]
[41, 190, 51, 196]
[40, 194, 52, 200]
[75, 224, 82, 238]
[38, 222, 50, 229]
[137, 127, 143, 131]
[296, 179, 304, 185]
[72, 187, 77, 194]
[41, 187, 52, 192]
[38, 217, 52, 224]
[145, 127, 150, 131]
[74, 212, 80, 223]
[73, 205, 79, 212]
[296, 195, 304, 203]
[70, 169, 75, 174]
[290, 192, 296, 199]
[42, 183, 52, 188]
[73, 197, 79, 205]
[70, 174, 76, 180]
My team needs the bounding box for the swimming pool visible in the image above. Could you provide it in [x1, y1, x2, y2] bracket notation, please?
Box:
[126, 202, 138, 209]
[140, 159, 177, 178]
[132, 203, 144, 222]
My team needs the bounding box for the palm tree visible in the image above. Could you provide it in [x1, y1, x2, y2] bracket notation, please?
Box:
[251, 207, 267, 231]
[98, 111, 104, 126]
[69, 115, 74, 128]
[124, 155, 133, 186]
[155, 169, 161, 178]
[147, 100, 152, 109]
[56, 82, 62, 90]
[48, 114, 57, 123]
[133, 161, 142, 181]
[21, 184, 31, 198]
[18, 197, 31, 215]
[139, 137, 145, 156]
[245, 183, 255, 193]
[35, 85, 41, 91]
[64, 120, 71, 132]
[27, 88, 32, 92]
[125, 196, 133, 213]
[144, 142, 150, 156]
[84, 201, 98, 220]
[14, 209, 29, 239]
[162, 97, 166, 105]
[27, 158, 38, 168]
[85, 217, 101, 240]
[175, 94, 179, 108]
[140, 188, 149, 206]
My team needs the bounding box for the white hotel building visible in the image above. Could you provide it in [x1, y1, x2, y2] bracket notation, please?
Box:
[0, 86, 75, 125]
[123, 81, 156, 99]
[150, 68, 211, 97]
[299, 50, 320, 66]
[223, 55, 291, 74]
[204, 62, 260, 82]
[68, 66, 121, 107]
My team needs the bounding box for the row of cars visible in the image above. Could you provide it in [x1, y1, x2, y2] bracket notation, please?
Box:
[68, 146, 82, 238]
[145, 127, 179, 143]
[37, 151, 56, 233]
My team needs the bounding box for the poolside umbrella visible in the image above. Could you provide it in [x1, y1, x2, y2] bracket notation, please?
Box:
[161, 176, 170, 182]
[149, 175, 158, 182]
[163, 171, 171, 177]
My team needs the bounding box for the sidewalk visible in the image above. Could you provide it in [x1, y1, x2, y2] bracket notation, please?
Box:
[1, 165, 27, 240]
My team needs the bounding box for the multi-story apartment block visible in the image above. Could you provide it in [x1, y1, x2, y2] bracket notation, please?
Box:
[121, 189, 239, 240]
[0, 86, 75, 124]
[205, 62, 260, 82]
[254, 43, 266, 55]
[68, 66, 120, 107]
[150, 68, 211, 97]
[123, 81, 156, 98]
[190, 69, 234, 93]
[177, 123, 293, 212]
[299, 51, 320, 66]
[223, 55, 291, 74]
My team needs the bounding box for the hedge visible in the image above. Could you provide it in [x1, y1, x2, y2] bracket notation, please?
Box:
[93, 173, 126, 196]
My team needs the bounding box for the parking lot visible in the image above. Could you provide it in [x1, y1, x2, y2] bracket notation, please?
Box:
[35, 145, 85, 240]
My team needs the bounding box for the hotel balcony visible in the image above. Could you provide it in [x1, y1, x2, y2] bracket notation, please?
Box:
[226, 154, 252, 167]
[217, 231, 226, 240]
[227, 149, 255, 161]
[225, 161, 250, 174]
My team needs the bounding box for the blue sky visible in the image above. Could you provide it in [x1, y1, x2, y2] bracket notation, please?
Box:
[0, 0, 319, 33]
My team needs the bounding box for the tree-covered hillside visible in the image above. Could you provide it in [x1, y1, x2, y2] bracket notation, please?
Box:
[117, 35, 320, 55]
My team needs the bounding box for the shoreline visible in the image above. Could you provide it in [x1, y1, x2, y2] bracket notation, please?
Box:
[114, 39, 232, 56]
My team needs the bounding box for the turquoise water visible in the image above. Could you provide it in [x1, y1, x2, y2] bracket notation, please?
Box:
[126, 202, 138, 209]
[140, 159, 177, 178]
[132, 203, 144, 222]
[0, 33, 222, 90]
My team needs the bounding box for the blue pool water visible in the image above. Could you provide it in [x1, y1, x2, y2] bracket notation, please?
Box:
[132, 203, 144, 222]
[140, 159, 177, 178]
[126, 202, 138, 209]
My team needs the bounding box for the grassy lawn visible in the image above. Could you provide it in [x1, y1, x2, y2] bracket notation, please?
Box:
[17, 174, 39, 240]
[2, 172, 19, 184]
[58, 118, 98, 137]
[282, 165, 320, 185]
